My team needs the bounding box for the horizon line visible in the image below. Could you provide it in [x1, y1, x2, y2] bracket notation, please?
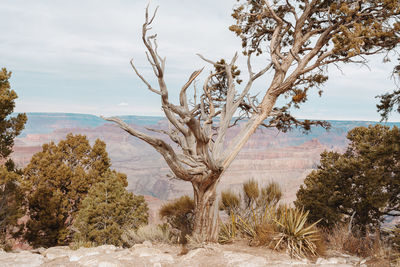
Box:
[14, 111, 400, 124]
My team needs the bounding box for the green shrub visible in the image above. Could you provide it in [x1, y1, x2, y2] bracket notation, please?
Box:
[72, 171, 148, 247]
[0, 166, 24, 250]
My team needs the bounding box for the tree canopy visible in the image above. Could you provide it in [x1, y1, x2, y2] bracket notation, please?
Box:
[0, 67, 26, 249]
[0, 166, 23, 249]
[73, 171, 148, 247]
[377, 60, 400, 120]
[0, 68, 27, 164]
[295, 125, 400, 232]
[23, 134, 127, 247]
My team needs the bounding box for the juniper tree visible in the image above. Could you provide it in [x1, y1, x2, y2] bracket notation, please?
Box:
[0, 166, 23, 249]
[0, 68, 27, 163]
[73, 171, 148, 247]
[0, 67, 26, 249]
[377, 61, 400, 120]
[23, 134, 126, 247]
[295, 125, 400, 233]
[105, 1, 400, 242]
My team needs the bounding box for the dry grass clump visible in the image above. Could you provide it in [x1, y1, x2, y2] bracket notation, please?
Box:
[220, 190, 240, 215]
[243, 179, 260, 206]
[325, 223, 396, 264]
[122, 224, 172, 245]
[219, 179, 323, 259]
[69, 240, 95, 250]
[159, 195, 194, 244]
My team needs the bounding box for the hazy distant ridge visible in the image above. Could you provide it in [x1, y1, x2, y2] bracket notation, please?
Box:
[19, 112, 400, 146]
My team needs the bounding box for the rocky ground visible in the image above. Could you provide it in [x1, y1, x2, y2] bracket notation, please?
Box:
[0, 241, 373, 267]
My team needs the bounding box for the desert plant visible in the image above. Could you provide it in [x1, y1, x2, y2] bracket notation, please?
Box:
[243, 179, 260, 208]
[274, 206, 321, 259]
[392, 224, 400, 252]
[219, 213, 240, 244]
[0, 166, 24, 250]
[69, 240, 95, 250]
[72, 171, 148, 247]
[23, 134, 127, 247]
[296, 125, 400, 232]
[0, 68, 27, 160]
[219, 180, 283, 247]
[122, 224, 171, 245]
[220, 180, 282, 217]
[259, 182, 282, 208]
[159, 195, 194, 244]
[220, 190, 240, 215]
[326, 223, 392, 259]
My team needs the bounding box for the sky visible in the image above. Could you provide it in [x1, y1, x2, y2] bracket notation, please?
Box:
[1, 0, 400, 122]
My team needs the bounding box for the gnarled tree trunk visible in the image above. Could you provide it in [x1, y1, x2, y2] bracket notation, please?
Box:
[191, 173, 221, 242]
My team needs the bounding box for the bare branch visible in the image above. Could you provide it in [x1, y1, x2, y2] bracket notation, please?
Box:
[129, 59, 161, 95]
[102, 116, 192, 181]
[180, 68, 204, 111]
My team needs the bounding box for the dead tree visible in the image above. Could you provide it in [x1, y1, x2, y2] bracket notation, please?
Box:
[104, 1, 400, 242]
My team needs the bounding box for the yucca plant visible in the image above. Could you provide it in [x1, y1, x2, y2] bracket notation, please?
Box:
[274, 206, 321, 259]
[219, 213, 238, 244]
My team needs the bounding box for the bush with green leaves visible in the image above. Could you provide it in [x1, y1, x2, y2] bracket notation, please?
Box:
[295, 125, 400, 233]
[23, 134, 126, 247]
[72, 171, 148, 247]
[0, 166, 24, 250]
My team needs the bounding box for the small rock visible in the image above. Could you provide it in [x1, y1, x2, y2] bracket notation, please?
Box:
[223, 251, 267, 267]
[43, 246, 72, 260]
[149, 253, 174, 263]
[69, 247, 100, 262]
[97, 245, 119, 254]
[131, 246, 161, 257]
[0, 251, 44, 267]
[142, 240, 152, 247]
[180, 248, 206, 261]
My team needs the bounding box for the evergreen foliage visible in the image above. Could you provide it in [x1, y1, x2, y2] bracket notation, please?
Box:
[22, 134, 126, 247]
[73, 171, 148, 247]
[0, 68, 27, 160]
[0, 166, 23, 249]
[377, 61, 400, 120]
[295, 125, 400, 232]
[0, 67, 26, 250]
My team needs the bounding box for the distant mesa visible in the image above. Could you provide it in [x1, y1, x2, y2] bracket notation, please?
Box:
[12, 112, 400, 204]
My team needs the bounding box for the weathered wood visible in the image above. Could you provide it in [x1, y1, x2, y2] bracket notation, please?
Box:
[105, 2, 400, 242]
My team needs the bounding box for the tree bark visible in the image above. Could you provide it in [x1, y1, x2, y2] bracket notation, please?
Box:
[191, 174, 221, 242]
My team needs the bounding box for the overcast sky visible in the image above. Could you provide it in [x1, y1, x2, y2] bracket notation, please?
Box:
[1, 0, 399, 121]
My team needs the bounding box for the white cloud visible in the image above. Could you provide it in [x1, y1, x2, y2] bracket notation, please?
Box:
[2, 0, 399, 121]
[118, 102, 129, 106]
